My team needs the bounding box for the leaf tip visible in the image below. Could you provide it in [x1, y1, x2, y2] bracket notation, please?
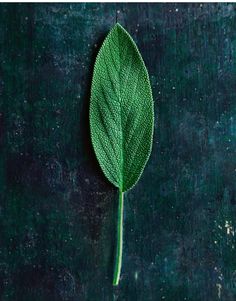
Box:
[113, 22, 125, 32]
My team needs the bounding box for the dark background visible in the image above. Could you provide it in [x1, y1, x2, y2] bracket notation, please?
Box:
[0, 3, 236, 301]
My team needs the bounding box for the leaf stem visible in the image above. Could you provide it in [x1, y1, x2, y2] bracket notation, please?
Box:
[113, 189, 124, 286]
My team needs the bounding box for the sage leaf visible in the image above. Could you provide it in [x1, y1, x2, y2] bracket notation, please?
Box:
[90, 23, 154, 285]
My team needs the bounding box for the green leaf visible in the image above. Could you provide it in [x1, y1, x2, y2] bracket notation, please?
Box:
[89, 23, 154, 286]
[90, 23, 154, 192]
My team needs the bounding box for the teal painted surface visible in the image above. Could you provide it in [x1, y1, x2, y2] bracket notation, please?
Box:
[0, 3, 236, 301]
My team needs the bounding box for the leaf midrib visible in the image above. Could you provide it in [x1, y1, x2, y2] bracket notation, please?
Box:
[117, 27, 124, 191]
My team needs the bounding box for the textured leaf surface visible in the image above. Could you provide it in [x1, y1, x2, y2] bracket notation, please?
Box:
[90, 23, 154, 192]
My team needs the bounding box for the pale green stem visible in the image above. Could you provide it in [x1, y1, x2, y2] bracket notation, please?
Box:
[113, 189, 124, 286]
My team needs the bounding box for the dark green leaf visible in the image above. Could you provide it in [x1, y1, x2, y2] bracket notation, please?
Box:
[90, 23, 154, 192]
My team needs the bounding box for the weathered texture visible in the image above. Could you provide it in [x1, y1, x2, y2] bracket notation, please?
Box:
[0, 3, 236, 301]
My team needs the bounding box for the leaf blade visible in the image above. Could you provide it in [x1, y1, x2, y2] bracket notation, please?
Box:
[90, 23, 154, 192]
